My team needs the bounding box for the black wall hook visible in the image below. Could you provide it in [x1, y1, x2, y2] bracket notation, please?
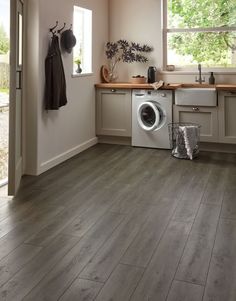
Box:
[57, 22, 66, 34]
[49, 21, 58, 35]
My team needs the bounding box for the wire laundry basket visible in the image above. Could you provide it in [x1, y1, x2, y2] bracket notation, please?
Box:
[168, 122, 201, 159]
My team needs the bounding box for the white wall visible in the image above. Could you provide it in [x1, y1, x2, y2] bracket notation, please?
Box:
[25, 0, 109, 175]
[109, 0, 236, 84]
[109, 0, 162, 81]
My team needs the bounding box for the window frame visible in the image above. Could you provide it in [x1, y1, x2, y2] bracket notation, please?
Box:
[73, 5, 92, 76]
[162, 0, 236, 72]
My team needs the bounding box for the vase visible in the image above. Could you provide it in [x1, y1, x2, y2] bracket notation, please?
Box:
[108, 61, 118, 82]
[76, 64, 82, 74]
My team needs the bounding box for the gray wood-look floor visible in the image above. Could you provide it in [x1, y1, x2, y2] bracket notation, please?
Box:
[0, 144, 236, 301]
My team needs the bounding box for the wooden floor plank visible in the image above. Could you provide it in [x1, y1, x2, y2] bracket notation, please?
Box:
[0, 244, 41, 287]
[22, 212, 125, 301]
[25, 186, 117, 247]
[0, 203, 64, 240]
[62, 145, 135, 191]
[0, 205, 64, 261]
[95, 264, 144, 301]
[201, 167, 227, 205]
[108, 184, 140, 214]
[0, 201, 33, 223]
[24, 203, 88, 247]
[61, 188, 124, 238]
[221, 188, 236, 220]
[109, 154, 174, 213]
[172, 163, 210, 223]
[79, 204, 156, 283]
[130, 221, 191, 301]
[0, 235, 80, 301]
[135, 156, 183, 205]
[167, 280, 204, 301]
[175, 204, 221, 285]
[59, 279, 103, 301]
[120, 198, 179, 267]
[153, 159, 190, 202]
[203, 218, 236, 301]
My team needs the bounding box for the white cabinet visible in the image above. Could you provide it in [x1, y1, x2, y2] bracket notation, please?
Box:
[173, 105, 218, 142]
[96, 88, 131, 137]
[218, 91, 236, 144]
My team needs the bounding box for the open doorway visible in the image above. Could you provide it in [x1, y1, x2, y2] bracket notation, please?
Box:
[0, 0, 10, 189]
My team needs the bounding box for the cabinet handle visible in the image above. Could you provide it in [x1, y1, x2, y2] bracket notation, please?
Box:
[111, 89, 116, 93]
[192, 107, 200, 112]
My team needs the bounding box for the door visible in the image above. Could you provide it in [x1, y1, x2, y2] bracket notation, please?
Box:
[96, 89, 132, 137]
[8, 0, 24, 195]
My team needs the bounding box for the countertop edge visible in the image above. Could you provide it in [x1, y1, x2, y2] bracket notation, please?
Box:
[95, 83, 236, 91]
[215, 85, 236, 91]
[95, 83, 181, 90]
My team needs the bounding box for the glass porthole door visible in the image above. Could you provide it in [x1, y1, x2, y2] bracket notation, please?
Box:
[137, 101, 163, 131]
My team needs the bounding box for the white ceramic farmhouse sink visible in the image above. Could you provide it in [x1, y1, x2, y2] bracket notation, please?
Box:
[175, 88, 217, 106]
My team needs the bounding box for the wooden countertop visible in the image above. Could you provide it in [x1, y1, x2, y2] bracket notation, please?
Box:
[95, 82, 236, 91]
[95, 83, 181, 90]
[215, 84, 236, 91]
[181, 83, 215, 88]
[181, 84, 236, 90]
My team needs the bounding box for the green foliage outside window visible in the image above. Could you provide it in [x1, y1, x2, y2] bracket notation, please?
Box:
[168, 0, 236, 66]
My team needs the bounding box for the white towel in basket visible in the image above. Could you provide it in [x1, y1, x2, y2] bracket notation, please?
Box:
[179, 125, 199, 160]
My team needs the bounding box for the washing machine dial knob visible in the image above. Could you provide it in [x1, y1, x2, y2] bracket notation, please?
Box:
[161, 93, 166, 97]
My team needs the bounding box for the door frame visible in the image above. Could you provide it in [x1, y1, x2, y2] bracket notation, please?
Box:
[8, 0, 25, 195]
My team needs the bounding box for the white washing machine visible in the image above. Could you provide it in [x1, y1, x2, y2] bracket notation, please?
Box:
[132, 89, 173, 149]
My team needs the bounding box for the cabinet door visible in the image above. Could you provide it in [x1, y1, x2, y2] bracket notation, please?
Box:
[218, 91, 236, 144]
[173, 105, 218, 142]
[96, 89, 131, 137]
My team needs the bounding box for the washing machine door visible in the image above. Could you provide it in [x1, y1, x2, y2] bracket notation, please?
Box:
[137, 101, 165, 131]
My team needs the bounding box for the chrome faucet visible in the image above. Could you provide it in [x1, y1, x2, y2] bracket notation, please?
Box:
[195, 63, 205, 84]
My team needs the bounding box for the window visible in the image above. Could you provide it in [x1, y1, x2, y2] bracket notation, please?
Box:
[73, 6, 92, 74]
[163, 0, 236, 69]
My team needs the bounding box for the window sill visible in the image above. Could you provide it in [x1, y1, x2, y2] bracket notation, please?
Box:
[160, 70, 236, 75]
[71, 72, 94, 78]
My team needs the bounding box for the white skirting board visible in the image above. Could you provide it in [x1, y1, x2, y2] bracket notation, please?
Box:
[38, 137, 98, 175]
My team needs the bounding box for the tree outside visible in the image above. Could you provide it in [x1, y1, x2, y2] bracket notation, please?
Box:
[167, 0, 236, 67]
[0, 23, 9, 54]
